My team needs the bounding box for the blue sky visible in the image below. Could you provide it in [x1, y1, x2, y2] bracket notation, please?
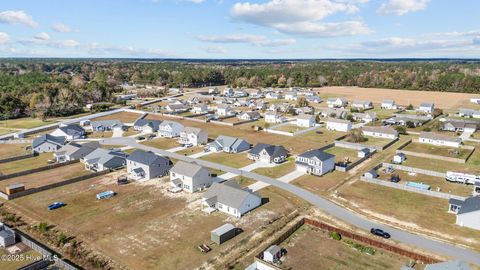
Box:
[0, 0, 479, 58]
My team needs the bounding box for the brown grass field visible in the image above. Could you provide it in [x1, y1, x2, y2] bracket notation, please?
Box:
[0, 154, 51, 175]
[317, 86, 479, 109]
[91, 111, 142, 123]
[0, 143, 30, 158]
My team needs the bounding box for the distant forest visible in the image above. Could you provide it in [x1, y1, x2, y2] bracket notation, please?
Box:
[0, 59, 480, 120]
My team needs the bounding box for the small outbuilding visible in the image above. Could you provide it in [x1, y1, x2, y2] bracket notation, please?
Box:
[210, 223, 236, 245]
[5, 184, 25, 195]
[263, 245, 282, 263]
[357, 148, 370, 158]
[0, 226, 16, 247]
[393, 153, 406, 164]
[364, 169, 378, 179]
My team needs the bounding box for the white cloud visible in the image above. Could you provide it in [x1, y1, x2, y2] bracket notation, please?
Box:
[85, 43, 176, 57]
[230, 0, 370, 37]
[0, 10, 38, 28]
[52, 23, 72, 33]
[377, 0, 429, 16]
[0, 32, 10, 44]
[18, 34, 79, 49]
[34, 32, 51, 41]
[197, 34, 296, 47]
[201, 45, 227, 54]
[187, 0, 206, 3]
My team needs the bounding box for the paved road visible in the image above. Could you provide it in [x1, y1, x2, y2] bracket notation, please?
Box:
[100, 137, 480, 265]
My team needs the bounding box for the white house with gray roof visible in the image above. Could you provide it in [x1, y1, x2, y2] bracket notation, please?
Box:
[192, 104, 208, 114]
[158, 120, 184, 138]
[202, 180, 261, 218]
[326, 118, 352, 132]
[50, 124, 86, 140]
[418, 102, 435, 114]
[296, 149, 335, 176]
[362, 126, 398, 139]
[327, 97, 347, 108]
[381, 100, 397, 110]
[81, 148, 126, 172]
[351, 100, 373, 110]
[264, 112, 286, 124]
[419, 132, 461, 148]
[206, 135, 250, 153]
[449, 196, 480, 230]
[90, 120, 124, 131]
[216, 104, 235, 117]
[248, 143, 289, 164]
[54, 141, 99, 162]
[32, 134, 66, 153]
[127, 150, 172, 181]
[178, 127, 208, 146]
[169, 161, 213, 193]
[296, 114, 315, 127]
[133, 119, 161, 132]
[237, 111, 261, 121]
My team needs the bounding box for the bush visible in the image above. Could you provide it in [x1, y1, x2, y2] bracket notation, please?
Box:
[422, 127, 431, 132]
[406, 104, 414, 110]
[329, 231, 342, 241]
[395, 126, 407, 135]
[37, 222, 48, 233]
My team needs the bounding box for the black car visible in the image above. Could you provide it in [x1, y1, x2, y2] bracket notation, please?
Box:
[370, 228, 391, 239]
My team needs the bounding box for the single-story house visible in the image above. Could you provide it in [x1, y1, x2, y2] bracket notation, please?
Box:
[306, 95, 322, 103]
[158, 120, 184, 138]
[418, 102, 435, 114]
[448, 196, 480, 230]
[202, 180, 262, 218]
[54, 141, 99, 162]
[165, 103, 190, 114]
[296, 114, 316, 128]
[133, 119, 162, 132]
[381, 100, 397, 110]
[127, 150, 172, 181]
[178, 127, 208, 146]
[362, 126, 399, 139]
[441, 120, 478, 133]
[296, 149, 335, 176]
[248, 143, 289, 164]
[265, 92, 283, 99]
[237, 111, 261, 121]
[32, 134, 66, 153]
[50, 124, 86, 140]
[90, 120, 124, 132]
[326, 118, 352, 132]
[352, 112, 377, 123]
[351, 100, 373, 110]
[321, 108, 347, 119]
[419, 132, 462, 148]
[327, 97, 347, 108]
[170, 161, 213, 193]
[295, 106, 314, 115]
[192, 104, 209, 114]
[81, 148, 126, 172]
[206, 135, 250, 153]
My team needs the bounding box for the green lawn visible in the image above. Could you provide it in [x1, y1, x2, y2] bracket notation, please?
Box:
[402, 142, 472, 159]
[0, 118, 56, 129]
[201, 152, 253, 168]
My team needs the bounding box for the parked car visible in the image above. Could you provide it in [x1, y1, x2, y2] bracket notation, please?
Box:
[370, 228, 391, 239]
[48, 202, 66, 210]
[183, 143, 193, 148]
[137, 136, 145, 141]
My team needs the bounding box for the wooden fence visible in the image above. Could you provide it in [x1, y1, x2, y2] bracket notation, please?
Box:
[0, 160, 79, 181]
[0, 153, 35, 164]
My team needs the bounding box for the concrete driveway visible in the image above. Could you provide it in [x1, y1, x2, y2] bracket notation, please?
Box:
[248, 169, 305, 192]
[216, 161, 278, 182]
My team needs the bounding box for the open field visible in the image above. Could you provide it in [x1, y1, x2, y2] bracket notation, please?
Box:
[201, 152, 253, 168]
[252, 159, 295, 178]
[400, 153, 480, 174]
[281, 225, 417, 270]
[324, 146, 360, 163]
[0, 248, 43, 270]
[336, 180, 480, 251]
[0, 143, 29, 158]
[6, 173, 304, 270]
[0, 154, 51, 175]
[0, 118, 56, 129]
[176, 146, 204, 156]
[87, 131, 113, 138]
[376, 168, 472, 197]
[91, 111, 142, 123]
[293, 171, 346, 195]
[141, 137, 179, 150]
[0, 162, 89, 192]
[402, 142, 472, 159]
[145, 114, 343, 154]
[272, 124, 308, 133]
[317, 86, 479, 109]
[0, 128, 18, 136]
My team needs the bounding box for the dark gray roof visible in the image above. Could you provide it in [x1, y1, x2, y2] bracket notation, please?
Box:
[203, 180, 260, 209]
[170, 161, 208, 177]
[91, 119, 123, 129]
[127, 150, 169, 165]
[32, 134, 66, 148]
[58, 124, 85, 136]
[456, 196, 480, 215]
[424, 260, 471, 270]
[134, 119, 161, 130]
[249, 143, 288, 158]
[298, 149, 335, 161]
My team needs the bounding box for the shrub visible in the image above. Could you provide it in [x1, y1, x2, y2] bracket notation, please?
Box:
[329, 231, 342, 241]
[37, 222, 48, 233]
[395, 126, 407, 135]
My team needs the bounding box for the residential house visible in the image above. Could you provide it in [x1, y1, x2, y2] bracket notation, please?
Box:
[54, 141, 99, 162]
[296, 114, 316, 128]
[170, 161, 213, 193]
[50, 124, 86, 140]
[419, 132, 462, 148]
[206, 135, 250, 153]
[418, 102, 435, 114]
[441, 119, 478, 133]
[186, 97, 200, 105]
[202, 180, 262, 218]
[216, 104, 234, 117]
[383, 114, 431, 127]
[179, 127, 208, 146]
[264, 112, 286, 124]
[326, 118, 352, 132]
[265, 92, 283, 99]
[448, 196, 480, 230]
[458, 108, 480, 118]
[295, 106, 314, 115]
[327, 97, 347, 108]
[223, 88, 234, 97]
[470, 98, 480, 104]
[253, 100, 267, 110]
[90, 120, 124, 131]
[82, 148, 126, 172]
[351, 100, 373, 110]
[381, 100, 397, 110]
[320, 108, 347, 119]
[32, 134, 66, 153]
[423, 260, 472, 270]
[127, 150, 172, 181]
[285, 91, 297, 101]
[158, 120, 184, 138]
[248, 143, 289, 164]
[306, 95, 322, 103]
[237, 111, 261, 121]
[352, 112, 377, 123]
[208, 87, 219, 95]
[133, 119, 161, 133]
[362, 126, 399, 139]
[234, 89, 248, 97]
[296, 149, 336, 176]
[165, 103, 190, 114]
[192, 104, 209, 114]
[248, 89, 263, 98]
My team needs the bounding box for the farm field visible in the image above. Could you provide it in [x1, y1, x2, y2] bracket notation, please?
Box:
[281, 225, 418, 270]
[0, 162, 89, 192]
[0, 143, 29, 158]
[336, 180, 480, 252]
[141, 137, 179, 150]
[0, 154, 51, 175]
[145, 114, 343, 154]
[91, 111, 142, 123]
[201, 152, 253, 168]
[6, 173, 304, 270]
[402, 142, 472, 159]
[317, 86, 479, 109]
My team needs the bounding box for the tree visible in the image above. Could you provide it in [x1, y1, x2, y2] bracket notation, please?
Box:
[406, 104, 414, 110]
[406, 121, 416, 128]
[395, 126, 407, 135]
[297, 96, 309, 107]
[345, 129, 367, 143]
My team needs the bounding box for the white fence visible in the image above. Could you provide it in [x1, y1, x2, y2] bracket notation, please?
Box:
[381, 163, 446, 178]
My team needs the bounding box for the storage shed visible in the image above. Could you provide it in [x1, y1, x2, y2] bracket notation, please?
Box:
[6, 184, 25, 195]
[211, 223, 236, 245]
[0, 228, 16, 247]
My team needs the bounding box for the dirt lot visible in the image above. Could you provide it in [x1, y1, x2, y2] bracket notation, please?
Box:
[0, 154, 51, 175]
[281, 225, 417, 270]
[6, 173, 304, 270]
[317, 86, 479, 109]
[0, 162, 89, 192]
[293, 171, 347, 195]
[91, 111, 142, 123]
[0, 144, 29, 159]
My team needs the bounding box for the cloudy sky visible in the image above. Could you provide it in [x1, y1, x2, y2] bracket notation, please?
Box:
[0, 0, 479, 58]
